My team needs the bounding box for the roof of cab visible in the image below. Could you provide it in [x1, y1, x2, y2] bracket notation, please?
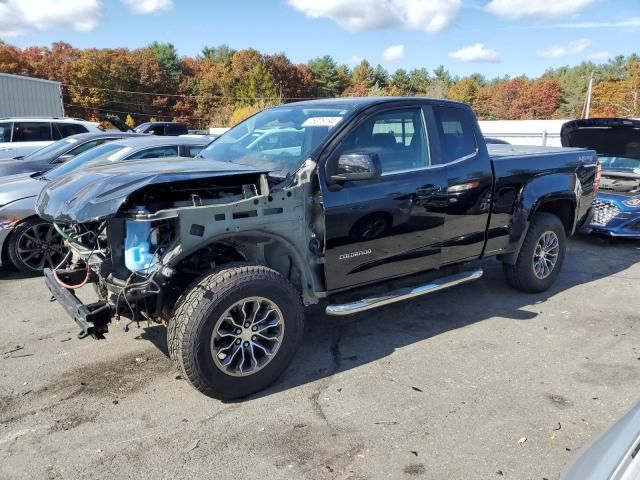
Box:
[284, 96, 469, 110]
[104, 135, 211, 148]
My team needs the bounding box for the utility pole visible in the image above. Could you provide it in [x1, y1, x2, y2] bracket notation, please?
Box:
[584, 72, 594, 119]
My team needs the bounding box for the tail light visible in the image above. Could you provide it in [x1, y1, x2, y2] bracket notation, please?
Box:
[593, 162, 602, 195]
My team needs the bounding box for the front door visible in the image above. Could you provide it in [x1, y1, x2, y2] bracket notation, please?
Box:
[322, 106, 449, 291]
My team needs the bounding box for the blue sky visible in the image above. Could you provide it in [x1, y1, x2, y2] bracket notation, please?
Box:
[1, 0, 639, 78]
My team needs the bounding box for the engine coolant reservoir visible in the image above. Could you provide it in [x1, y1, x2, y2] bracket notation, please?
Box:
[124, 211, 157, 274]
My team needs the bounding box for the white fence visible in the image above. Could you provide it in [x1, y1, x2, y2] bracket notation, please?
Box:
[479, 119, 569, 147]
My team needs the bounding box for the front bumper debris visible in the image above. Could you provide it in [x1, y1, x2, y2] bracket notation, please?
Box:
[43, 268, 111, 339]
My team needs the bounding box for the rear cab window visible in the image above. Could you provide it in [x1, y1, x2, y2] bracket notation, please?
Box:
[432, 106, 478, 164]
[12, 122, 52, 142]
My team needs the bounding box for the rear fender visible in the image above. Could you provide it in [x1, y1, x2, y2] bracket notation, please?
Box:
[499, 173, 578, 264]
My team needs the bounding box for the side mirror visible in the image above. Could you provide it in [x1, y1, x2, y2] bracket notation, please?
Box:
[330, 153, 381, 183]
[56, 154, 75, 163]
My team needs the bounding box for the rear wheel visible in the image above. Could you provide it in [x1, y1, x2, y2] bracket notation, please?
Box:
[503, 213, 567, 293]
[7, 218, 67, 275]
[168, 264, 304, 399]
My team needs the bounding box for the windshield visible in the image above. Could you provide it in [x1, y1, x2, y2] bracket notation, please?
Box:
[44, 143, 125, 180]
[134, 123, 150, 133]
[598, 156, 640, 174]
[198, 105, 354, 177]
[24, 137, 79, 161]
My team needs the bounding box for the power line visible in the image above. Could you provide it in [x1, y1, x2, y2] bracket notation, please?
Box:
[63, 103, 202, 120]
[62, 83, 317, 101]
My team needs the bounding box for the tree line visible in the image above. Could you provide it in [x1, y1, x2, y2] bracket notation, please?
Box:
[1, 41, 638, 128]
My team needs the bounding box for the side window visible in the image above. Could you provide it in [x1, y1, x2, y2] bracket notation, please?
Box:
[166, 124, 187, 135]
[68, 139, 105, 156]
[127, 146, 179, 160]
[188, 145, 204, 157]
[432, 106, 478, 164]
[0, 122, 11, 142]
[55, 123, 89, 139]
[12, 122, 52, 142]
[336, 109, 428, 174]
[149, 125, 166, 136]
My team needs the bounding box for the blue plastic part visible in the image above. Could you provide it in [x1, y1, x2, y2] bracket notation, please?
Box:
[124, 219, 156, 274]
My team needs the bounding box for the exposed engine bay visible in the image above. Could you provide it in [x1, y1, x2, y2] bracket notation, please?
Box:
[46, 160, 326, 337]
[599, 172, 640, 194]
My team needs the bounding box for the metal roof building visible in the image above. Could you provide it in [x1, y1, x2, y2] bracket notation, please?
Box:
[0, 73, 64, 117]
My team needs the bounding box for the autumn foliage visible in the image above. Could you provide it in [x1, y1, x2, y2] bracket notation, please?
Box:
[1, 40, 638, 127]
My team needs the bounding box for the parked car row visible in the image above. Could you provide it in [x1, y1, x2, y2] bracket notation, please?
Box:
[0, 135, 210, 274]
[0, 117, 102, 158]
[0, 117, 194, 161]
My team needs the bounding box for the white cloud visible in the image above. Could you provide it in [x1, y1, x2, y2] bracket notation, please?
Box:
[548, 17, 640, 29]
[122, 0, 173, 14]
[588, 51, 610, 61]
[486, 0, 596, 21]
[287, 0, 462, 34]
[349, 55, 364, 65]
[537, 38, 591, 57]
[382, 44, 405, 62]
[0, 0, 102, 37]
[449, 43, 500, 63]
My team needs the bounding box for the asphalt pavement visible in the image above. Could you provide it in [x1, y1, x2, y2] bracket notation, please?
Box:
[0, 235, 639, 479]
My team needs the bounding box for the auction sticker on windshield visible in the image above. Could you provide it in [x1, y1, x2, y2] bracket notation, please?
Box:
[302, 117, 343, 127]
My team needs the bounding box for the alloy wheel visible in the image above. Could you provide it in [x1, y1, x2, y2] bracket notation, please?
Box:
[532, 231, 559, 279]
[210, 297, 285, 377]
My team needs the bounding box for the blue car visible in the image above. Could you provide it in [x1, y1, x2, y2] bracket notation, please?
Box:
[561, 118, 640, 239]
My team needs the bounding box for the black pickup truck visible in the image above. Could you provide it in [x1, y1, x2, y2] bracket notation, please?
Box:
[36, 98, 598, 399]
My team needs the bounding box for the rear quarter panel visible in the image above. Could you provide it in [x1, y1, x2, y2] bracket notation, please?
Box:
[484, 148, 597, 258]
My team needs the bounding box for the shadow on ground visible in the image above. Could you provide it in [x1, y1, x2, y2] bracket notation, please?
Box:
[126, 235, 640, 400]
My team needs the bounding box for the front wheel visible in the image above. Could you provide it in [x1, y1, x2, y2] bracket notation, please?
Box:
[168, 264, 304, 399]
[7, 218, 68, 275]
[503, 212, 567, 293]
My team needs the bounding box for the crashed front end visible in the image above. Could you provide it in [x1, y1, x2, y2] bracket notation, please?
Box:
[36, 158, 321, 339]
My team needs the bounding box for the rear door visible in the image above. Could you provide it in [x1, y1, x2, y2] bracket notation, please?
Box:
[429, 104, 493, 264]
[321, 105, 449, 291]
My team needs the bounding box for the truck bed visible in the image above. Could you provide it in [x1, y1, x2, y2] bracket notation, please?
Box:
[487, 144, 588, 159]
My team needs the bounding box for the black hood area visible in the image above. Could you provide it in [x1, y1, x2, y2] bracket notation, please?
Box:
[561, 118, 640, 160]
[36, 158, 267, 224]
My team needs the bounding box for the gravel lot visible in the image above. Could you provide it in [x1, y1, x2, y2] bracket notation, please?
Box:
[0, 234, 638, 480]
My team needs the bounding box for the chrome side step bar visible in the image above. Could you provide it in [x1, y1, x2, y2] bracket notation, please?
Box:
[325, 268, 483, 316]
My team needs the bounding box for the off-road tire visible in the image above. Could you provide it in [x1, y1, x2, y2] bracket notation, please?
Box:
[503, 212, 567, 293]
[7, 218, 67, 275]
[168, 263, 304, 399]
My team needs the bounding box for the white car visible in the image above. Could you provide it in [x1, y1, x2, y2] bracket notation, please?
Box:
[0, 117, 101, 159]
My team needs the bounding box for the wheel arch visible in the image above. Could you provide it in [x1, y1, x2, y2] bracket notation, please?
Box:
[499, 173, 579, 265]
[167, 230, 323, 305]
